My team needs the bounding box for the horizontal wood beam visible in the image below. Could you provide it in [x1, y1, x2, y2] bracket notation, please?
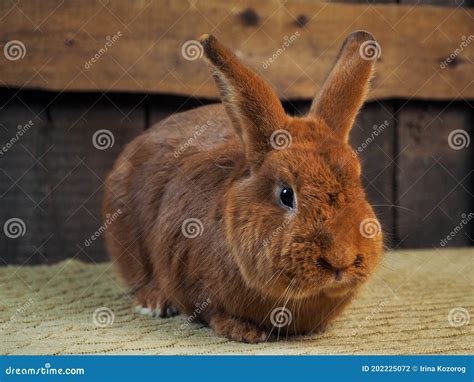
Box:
[0, 0, 472, 100]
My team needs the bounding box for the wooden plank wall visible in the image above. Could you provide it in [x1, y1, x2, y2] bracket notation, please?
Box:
[1, 89, 471, 265]
[398, 0, 473, 248]
[0, 0, 473, 265]
[0, 91, 145, 264]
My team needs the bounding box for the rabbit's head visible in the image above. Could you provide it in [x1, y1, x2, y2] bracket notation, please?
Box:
[200, 32, 383, 300]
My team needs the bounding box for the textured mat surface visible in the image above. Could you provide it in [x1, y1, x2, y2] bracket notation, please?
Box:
[1, 248, 472, 355]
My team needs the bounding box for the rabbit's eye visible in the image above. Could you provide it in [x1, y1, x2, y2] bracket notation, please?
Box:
[280, 187, 295, 209]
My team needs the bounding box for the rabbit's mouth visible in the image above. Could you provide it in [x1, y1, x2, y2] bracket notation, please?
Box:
[322, 278, 360, 297]
[261, 249, 368, 299]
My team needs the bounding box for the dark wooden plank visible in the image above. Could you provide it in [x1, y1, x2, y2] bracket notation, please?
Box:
[0, 92, 51, 266]
[333, 0, 398, 3]
[401, 0, 473, 7]
[44, 93, 145, 264]
[350, 101, 397, 247]
[0, 91, 145, 265]
[148, 95, 214, 127]
[397, 101, 473, 248]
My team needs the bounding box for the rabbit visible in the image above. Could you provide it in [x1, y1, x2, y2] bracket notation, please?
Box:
[103, 31, 384, 343]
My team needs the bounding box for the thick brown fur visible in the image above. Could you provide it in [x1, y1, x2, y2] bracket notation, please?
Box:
[103, 31, 384, 343]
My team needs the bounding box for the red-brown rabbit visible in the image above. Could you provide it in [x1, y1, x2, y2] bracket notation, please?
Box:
[103, 31, 384, 343]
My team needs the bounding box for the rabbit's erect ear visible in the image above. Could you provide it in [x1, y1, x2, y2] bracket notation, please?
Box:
[308, 31, 378, 142]
[199, 35, 287, 165]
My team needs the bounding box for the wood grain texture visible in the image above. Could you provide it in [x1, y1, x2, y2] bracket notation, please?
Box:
[401, 0, 474, 7]
[350, 102, 397, 246]
[397, 102, 473, 248]
[0, 0, 472, 100]
[45, 94, 145, 264]
[0, 94, 51, 266]
[1, 248, 472, 354]
[149, 95, 213, 127]
[0, 92, 145, 265]
[395, 0, 474, 249]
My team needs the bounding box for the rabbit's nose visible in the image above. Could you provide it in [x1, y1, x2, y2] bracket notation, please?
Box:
[334, 269, 344, 281]
[316, 256, 349, 280]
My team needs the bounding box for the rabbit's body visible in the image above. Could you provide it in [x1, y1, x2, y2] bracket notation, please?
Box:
[104, 104, 353, 341]
[104, 32, 384, 343]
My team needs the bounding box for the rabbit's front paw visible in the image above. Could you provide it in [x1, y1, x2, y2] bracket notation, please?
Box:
[210, 313, 269, 344]
[134, 282, 179, 318]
